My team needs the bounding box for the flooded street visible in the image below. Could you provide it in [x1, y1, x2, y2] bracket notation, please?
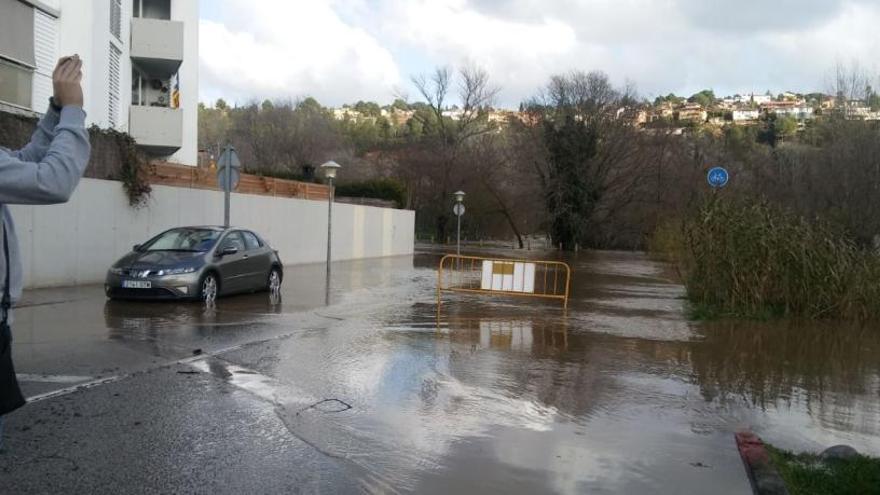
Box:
[2, 249, 879, 493]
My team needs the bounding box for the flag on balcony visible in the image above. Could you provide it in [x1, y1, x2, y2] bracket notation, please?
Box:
[171, 73, 180, 109]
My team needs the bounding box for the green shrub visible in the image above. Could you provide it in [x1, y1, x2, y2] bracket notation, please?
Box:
[767, 445, 880, 495]
[335, 178, 406, 208]
[661, 198, 880, 320]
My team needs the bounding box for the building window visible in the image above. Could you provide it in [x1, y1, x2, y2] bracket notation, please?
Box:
[110, 0, 122, 40]
[109, 43, 122, 127]
[0, 59, 33, 109]
[0, 0, 36, 109]
[132, 0, 171, 20]
[0, 0, 36, 66]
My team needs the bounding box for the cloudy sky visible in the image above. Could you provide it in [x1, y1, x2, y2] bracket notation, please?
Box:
[198, 0, 880, 108]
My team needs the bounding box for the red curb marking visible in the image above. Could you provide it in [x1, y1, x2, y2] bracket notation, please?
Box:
[737, 431, 770, 465]
[735, 430, 790, 495]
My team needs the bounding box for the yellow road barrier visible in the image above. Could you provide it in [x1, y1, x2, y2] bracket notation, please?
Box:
[437, 254, 571, 309]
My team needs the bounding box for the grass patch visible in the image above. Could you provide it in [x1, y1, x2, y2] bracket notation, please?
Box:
[767, 445, 880, 495]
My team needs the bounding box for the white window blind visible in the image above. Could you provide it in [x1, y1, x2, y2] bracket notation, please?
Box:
[32, 9, 58, 111]
[109, 43, 122, 127]
[110, 0, 122, 40]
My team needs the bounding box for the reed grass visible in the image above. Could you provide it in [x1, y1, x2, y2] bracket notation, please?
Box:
[658, 198, 880, 321]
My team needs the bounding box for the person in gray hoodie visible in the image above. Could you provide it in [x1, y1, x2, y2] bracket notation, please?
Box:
[0, 55, 91, 449]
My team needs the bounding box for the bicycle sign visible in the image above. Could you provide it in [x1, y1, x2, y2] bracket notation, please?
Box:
[707, 167, 729, 188]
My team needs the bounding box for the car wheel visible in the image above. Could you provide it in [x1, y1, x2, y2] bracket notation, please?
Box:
[267, 267, 282, 293]
[200, 273, 219, 303]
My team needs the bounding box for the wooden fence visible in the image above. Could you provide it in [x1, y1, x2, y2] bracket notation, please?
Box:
[147, 162, 330, 201]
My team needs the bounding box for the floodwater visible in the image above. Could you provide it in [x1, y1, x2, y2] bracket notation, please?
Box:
[273, 250, 880, 494]
[8, 249, 880, 493]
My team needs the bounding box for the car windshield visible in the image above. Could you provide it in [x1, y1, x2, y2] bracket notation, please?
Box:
[142, 228, 221, 252]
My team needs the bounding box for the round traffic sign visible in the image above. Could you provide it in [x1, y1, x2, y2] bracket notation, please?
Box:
[217, 167, 240, 191]
[453, 203, 465, 217]
[217, 146, 241, 170]
[217, 145, 242, 192]
[707, 167, 729, 188]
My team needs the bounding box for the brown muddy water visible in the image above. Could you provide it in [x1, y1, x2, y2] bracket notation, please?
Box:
[12, 249, 879, 493]
[217, 249, 880, 493]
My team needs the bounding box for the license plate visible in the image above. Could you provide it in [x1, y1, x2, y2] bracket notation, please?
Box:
[122, 280, 151, 289]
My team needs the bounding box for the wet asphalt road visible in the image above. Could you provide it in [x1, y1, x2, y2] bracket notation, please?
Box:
[1, 249, 879, 494]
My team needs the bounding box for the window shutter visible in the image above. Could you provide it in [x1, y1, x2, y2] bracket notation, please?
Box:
[32, 9, 58, 111]
[109, 43, 122, 128]
[110, 0, 122, 40]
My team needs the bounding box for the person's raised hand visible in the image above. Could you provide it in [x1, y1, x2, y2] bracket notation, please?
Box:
[52, 55, 84, 108]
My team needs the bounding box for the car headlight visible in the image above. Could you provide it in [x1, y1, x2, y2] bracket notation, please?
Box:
[157, 267, 197, 276]
[109, 267, 125, 275]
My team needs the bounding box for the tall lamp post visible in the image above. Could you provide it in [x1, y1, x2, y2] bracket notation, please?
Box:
[453, 191, 466, 255]
[321, 161, 341, 305]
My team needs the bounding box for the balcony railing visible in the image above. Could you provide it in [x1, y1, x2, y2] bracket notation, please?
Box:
[130, 17, 183, 78]
[129, 105, 182, 156]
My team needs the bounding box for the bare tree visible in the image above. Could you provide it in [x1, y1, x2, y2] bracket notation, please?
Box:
[407, 65, 500, 242]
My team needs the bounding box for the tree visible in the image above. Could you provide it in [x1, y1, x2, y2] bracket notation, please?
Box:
[654, 93, 684, 106]
[688, 89, 716, 108]
[867, 85, 880, 111]
[772, 116, 798, 144]
[407, 65, 500, 242]
[527, 71, 644, 249]
[353, 100, 382, 117]
[390, 98, 410, 111]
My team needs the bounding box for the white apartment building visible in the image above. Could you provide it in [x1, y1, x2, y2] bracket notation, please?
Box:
[732, 109, 760, 122]
[775, 106, 814, 120]
[734, 93, 773, 106]
[0, 0, 198, 165]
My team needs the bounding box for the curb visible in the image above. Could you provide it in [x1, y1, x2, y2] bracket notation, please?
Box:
[735, 431, 789, 495]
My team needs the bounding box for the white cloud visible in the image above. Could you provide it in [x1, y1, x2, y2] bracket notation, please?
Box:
[379, 0, 579, 106]
[198, 0, 401, 106]
[199, 0, 880, 108]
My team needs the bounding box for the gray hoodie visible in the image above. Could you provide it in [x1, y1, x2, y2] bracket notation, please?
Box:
[0, 105, 91, 314]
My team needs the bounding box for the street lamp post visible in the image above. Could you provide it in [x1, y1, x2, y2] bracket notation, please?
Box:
[453, 191, 466, 256]
[321, 161, 341, 305]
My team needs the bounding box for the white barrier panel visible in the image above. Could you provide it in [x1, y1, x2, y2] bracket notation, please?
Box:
[481, 260, 535, 293]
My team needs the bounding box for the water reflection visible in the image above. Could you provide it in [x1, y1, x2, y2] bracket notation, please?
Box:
[102, 291, 286, 354]
[690, 319, 880, 439]
[440, 314, 569, 353]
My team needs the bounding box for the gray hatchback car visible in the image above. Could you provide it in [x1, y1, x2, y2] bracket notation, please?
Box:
[105, 226, 283, 301]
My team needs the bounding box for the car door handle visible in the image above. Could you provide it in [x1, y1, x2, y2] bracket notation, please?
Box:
[242, 254, 249, 259]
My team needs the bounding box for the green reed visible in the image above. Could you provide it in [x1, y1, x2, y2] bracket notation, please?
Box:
[658, 198, 880, 321]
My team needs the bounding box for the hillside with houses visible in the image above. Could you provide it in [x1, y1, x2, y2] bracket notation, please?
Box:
[323, 88, 880, 138]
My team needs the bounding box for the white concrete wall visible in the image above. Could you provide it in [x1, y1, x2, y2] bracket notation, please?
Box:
[56, 0, 131, 130]
[168, 0, 198, 166]
[49, 0, 195, 163]
[9, 178, 415, 288]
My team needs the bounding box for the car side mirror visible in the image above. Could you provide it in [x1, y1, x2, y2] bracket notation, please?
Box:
[133, 244, 142, 252]
[218, 246, 238, 257]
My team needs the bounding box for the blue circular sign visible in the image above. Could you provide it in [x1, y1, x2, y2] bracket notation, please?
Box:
[707, 167, 729, 188]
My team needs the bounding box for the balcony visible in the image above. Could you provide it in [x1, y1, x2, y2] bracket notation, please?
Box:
[130, 17, 183, 78]
[129, 105, 182, 156]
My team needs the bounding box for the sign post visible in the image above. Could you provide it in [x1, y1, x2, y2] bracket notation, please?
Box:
[217, 145, 241, 227]
[453, 191, 466, 256]
[453, 202, 466, 255]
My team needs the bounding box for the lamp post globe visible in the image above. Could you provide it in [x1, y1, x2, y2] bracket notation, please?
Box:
[320, 161, 341, 181]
